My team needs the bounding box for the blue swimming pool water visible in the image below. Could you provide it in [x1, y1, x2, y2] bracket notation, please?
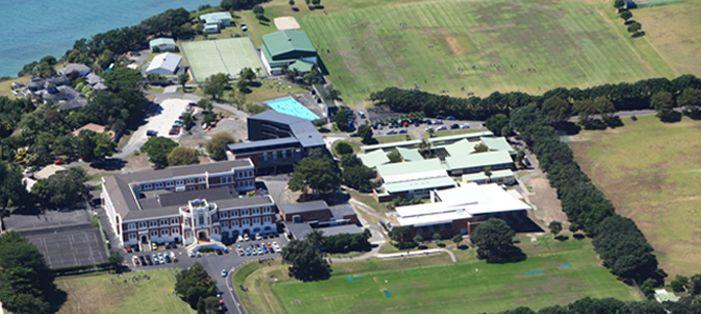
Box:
[265, 97, 320, 121]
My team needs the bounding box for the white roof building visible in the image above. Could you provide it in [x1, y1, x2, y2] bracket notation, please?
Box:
[394, 183, 530, 228]
[145, 53, 182, 75]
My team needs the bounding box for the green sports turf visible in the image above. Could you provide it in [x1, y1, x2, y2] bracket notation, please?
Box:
[271, 239, 640, 313]
[299, 0, 676, 102]
[180, 37, 265, 82]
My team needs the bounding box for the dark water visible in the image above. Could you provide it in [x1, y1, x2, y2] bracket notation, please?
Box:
[0, 0, 219, 76]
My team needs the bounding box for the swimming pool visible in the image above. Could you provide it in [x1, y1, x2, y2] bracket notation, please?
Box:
[265, 97, 320, 121]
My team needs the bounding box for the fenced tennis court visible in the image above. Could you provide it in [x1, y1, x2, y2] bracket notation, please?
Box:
[181, 37, 264, 82]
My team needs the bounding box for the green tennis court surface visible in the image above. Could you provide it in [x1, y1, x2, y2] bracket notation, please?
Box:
[181, 37, 265, 82]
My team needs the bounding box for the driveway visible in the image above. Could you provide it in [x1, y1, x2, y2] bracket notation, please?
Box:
[116, 93, 202, 158]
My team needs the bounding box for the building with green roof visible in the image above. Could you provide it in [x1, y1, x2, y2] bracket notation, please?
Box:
[375, 159, 456, 201]
[260, 30, 318, 75]
[358, 149, 390, 169]
[149, 38, 177, 52]
[444, 150, 513, 176]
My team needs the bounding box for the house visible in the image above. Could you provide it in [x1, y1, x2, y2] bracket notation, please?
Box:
[145, 53, 181, 75]
[72, 123, 116, 140]
[200, 12, 232, 34]
[278, 200, 362, 239]
[149, 38, 177, 52]
[227, 110, 325, 174]
[59, 63, 90, 79]
[260, 30, 317, 75]
[100, 159, 277, 249]
[392, 183, 531, 238]
[85, 73, 106, 90]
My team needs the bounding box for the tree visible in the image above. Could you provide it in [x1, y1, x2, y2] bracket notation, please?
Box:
[0, 162, 29, 217]
[334, 141, 353, 155]
[688, 274, 701, 295]
[206, 132, 235, 161]
[175, 263, 217, 309]
[167, 146, 200, 166]
[142, 136, 178, 168]
[413, 234, 424, 243]
[77, 130, 116, 161]
[289, 0, 295, 5]
[640, 278, 658, 298]
[198, 296, 221, 314]
[387, 150, 402, 163]
[203, 73, 229, 100]
[108, 251, 125, 273]
[180, 112, 195, 131]
[288, 157, 340, 195]
[485, 113, 510, 136]
[281, 239, 330, 281]
[548, 221, 563, 237]
[474, 142, 489, 153]
[614, 0, 625, 9]
[542, 96, 571, 125]
[357, 124, 374, 144]
[671, 275, 688, 293]
[341, 164, 376, 192]
[651, 90, 678, 122]
[678, 88, 701, 117]
[627, 21, 642, 34]
[452, 234, 463, 244]
[239, 67, 256, 83]
[432, 232, 442, 241]
[620, 10, 633, 22]
[483, 167, 493, 183]
[178, 72, 189, 90]
[470, 218, 521, 263]
[0, 232, 57, 314]
[31, 168, 88, 209]
[333, 108, 352, 132]
[220, 0, 268, 10]
[340, 154, 362, 168]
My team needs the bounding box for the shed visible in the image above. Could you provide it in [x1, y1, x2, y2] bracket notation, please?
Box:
[149, 38, 177, 52]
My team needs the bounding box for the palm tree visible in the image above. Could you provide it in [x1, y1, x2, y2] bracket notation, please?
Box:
[483, 167, 493, 183]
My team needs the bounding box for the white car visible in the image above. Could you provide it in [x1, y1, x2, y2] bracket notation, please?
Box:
[220, 269, 228, 277]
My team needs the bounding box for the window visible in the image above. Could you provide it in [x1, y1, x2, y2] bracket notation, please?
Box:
[150, 230, 158, 236]
[231, 210, 238, 217]
[128, 223, 136, 230]
[139, 222, 147, 228]
[220, 211, 228, 218]
[172, 228, 179, 234]
[171, 218, 178, 224]
[150, 221, 157, 227]
[129, 233, 136, 239]
[198, 214, 205, 226]
[155, 182, 163, 188]
[187, 178, 195, 184]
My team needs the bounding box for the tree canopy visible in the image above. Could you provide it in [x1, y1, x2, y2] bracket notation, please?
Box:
[175, 263, 217, 309]
[206, 132, 235, 161]
[281, 237, 331, 281]
[289, 156, 340, 195]
[31, 167, 88, 209]
[142, 137, 178, 168]
[470, 218, 522, 263]
[167, 146, 200, 166]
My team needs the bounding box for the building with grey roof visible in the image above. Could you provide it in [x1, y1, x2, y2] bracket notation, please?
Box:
[100, 159, 278, 248]
[278, 200, 363, 239]
[228, 110, 326, 174]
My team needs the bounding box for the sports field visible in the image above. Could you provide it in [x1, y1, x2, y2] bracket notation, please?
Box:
[634, 0, 701, 76]
[236, 238, 640, 313]
[56, 269, 193, 314]
[296, 0, 675, 101]
[180, 38, 264, 82]
[571, 116, 701, 277]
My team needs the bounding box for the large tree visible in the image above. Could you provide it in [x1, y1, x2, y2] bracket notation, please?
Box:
[142, 136, 178, 168]
[485, 113, 510, 136]
[288, 157, 340, 195]
[77, 130, 116, 161]
[678, 88, 701, 117]
[175, 263, 217, 309]
[342, 164, 376, 192]
[167, 146, 200, 166]
[542, 96, 571, 125]
[357, 124, 375, 144]
[0, 232, 57, 314]
[470, 218, 521, 263]
[281, 238, 330, 281]
[651, 90, 678, 122]
[31, 167, 88, 209]
[206, 132, 235, 161]
[0, 162, 29, 216]
[202, 73, 229, 100]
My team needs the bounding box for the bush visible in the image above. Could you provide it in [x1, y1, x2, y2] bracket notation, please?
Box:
[334, 141, 354, 155]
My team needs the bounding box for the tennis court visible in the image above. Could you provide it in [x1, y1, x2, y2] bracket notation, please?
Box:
[180, 38, 264, 82]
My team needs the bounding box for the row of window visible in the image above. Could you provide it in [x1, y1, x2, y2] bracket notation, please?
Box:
[125, 218, 179, 230]
[219, 206, 273, 218]
[124, 204, 273, 231]
[126, 227, 180, 239]
[219, 216, 274, 228]
[262, 149, 292, 161]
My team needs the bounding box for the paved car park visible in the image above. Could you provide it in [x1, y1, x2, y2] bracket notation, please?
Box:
[125, 234, 289, 314]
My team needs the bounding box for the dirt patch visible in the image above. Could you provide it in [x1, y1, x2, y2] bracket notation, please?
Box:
[444, 33, 465, 55]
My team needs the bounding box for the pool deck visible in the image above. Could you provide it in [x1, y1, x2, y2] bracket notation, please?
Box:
[264, 96, 321, 121]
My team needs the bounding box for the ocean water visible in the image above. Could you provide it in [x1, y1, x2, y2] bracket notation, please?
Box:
[0, 0, 219, 77]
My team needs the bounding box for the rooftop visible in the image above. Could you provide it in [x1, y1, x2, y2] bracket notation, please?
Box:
[480, 136, 515, 154]
[261, 30, 316, 59]
[149, 37, 176, 47]
[249, 110, 324, 148]
[444, 150, 513, 171]
[395, 183, 530, 227]
[200, 11, 232, 24]
[146, 52, 181, 73]
[462, 169, 515, 182]
[360, 131, 493, 152]
[358, 149, 390, 169]
[278, 200, 329, 215]
[396, 147, 423, 161]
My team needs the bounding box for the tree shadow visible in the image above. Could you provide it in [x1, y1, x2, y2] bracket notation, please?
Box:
[89, 158, 126, 171]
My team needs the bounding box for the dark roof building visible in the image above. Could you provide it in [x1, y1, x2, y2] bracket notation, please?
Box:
[228, 110, 325, 174]
[278, 200, 363, 239]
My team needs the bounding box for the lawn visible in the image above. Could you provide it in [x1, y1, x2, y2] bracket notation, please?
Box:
[570, 116, 701, 277]
[634, 0, 701, 76]
[56, 269, 193, 314]
[0, 76, 30, 98]
[236, 238, 640, 313]
[294, 0, 675, 102]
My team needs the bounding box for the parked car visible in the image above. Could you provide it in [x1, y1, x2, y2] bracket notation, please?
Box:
[146, 130, 158, 137]
[461, 124, 471, 129]
[398, 129, 407, 134]
[221, 269, 228, 277]
[450, 123, 460, 129]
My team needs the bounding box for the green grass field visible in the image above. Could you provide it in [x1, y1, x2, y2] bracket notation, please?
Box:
[570, 116, 701, 277]
[56, 269, 193, 314]
[237, 238, 640, 313]
[181, 38, 264, 82]
[634, 0, 701, 76]
[294, 0, 675, 102]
